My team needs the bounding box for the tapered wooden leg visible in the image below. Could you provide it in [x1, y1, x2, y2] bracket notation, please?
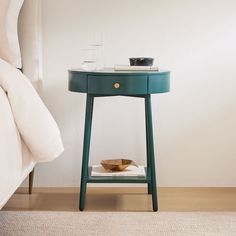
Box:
[79, 94, 94, 211]
[145, 98, 152, 194]
[145, 95, 158, 211]
[29, 168, 34, 194]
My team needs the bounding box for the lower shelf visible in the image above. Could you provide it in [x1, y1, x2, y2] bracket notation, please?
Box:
[87, 167, 150, 183]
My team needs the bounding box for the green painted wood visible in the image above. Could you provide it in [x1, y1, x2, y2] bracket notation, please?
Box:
[68, 69, 170, 95]
[79, 94, 94, 211]
[69, 68, 170, 211]
[148, 73, 170, 94]
[69, 71, 87, 93]
[88, 75, 148, 95]
[145, 98, 152, 195]
[88, 167, 150, 183]
[145, 95, 158, 211]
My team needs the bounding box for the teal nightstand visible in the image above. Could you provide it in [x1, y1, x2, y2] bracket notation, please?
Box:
[68, 68, 170, 211]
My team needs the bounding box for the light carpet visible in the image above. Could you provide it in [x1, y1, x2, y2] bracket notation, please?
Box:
[0, 211, 236, 236]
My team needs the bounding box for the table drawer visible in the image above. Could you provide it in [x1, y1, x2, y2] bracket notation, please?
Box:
[88, 75, 148, 95]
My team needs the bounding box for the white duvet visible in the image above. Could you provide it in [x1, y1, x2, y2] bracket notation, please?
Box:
[0, 58, 64, 162]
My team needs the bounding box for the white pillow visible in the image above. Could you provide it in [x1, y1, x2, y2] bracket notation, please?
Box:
[0, 0, 24, 67]
[0, 58, 64, 162]
[6, 0, 24, 68]
[0, 0, 12, 63]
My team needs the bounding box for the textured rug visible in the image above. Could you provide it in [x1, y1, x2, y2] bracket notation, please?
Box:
[0, 211, 236, 236]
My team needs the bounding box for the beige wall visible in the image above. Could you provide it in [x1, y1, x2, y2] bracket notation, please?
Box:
[26, 0, 236, 187]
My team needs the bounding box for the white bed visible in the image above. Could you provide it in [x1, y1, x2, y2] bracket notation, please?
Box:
[0, 85, 35, 209]
[0, 0, 63, 209]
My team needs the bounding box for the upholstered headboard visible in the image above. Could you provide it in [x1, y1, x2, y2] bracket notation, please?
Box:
[18, 0, 42, 82]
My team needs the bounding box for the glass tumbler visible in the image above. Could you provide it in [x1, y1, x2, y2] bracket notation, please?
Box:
[91, 32, 105, 70]
[81, 48, 97, 71]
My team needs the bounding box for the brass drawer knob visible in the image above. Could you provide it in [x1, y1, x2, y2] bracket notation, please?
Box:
[114, 82, 120, 89]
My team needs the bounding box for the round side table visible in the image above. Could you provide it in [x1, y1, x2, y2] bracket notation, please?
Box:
[68, 68, 170, 211]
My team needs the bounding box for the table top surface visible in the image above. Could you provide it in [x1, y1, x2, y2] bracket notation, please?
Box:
[69, 68, 170, 76]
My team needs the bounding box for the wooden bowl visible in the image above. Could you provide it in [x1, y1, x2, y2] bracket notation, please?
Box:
[101, 159, 134, 172]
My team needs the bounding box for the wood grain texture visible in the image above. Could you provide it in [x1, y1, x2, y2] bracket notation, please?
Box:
[2, 187, 236, 212]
